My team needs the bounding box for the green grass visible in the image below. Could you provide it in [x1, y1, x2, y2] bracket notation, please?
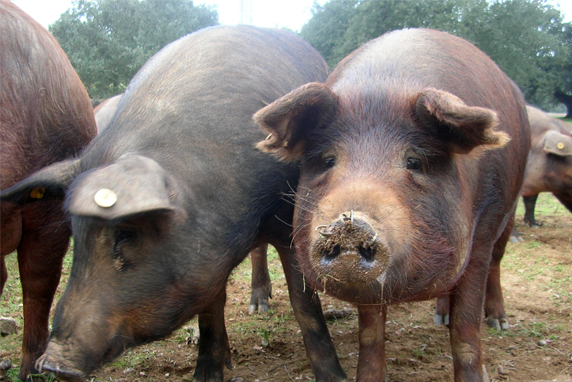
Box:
[514, 191, 571, 219]
[229, 245, 282, 284]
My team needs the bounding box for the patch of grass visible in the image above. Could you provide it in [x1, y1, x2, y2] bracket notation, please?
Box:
[229, 245, 284, 284]
[0, 254, 24, 322]
[258, 327, 271, 346]
[514, 192, 571, 219]
[109, 348, 156, 370]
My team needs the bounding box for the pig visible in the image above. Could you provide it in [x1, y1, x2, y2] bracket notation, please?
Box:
[1, 25, 346, 382]
[93, 94, 272, 314]
[93, 94, 123, 133]
[254, 28, 531, 381]
[94, 95, 272, 315]
[520, 105, 572, 226]
[0, 2, 96, 379]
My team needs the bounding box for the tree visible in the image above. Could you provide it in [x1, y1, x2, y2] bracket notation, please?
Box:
[50, 0, 218, 99]
[300, 0, 359, 67]
[555, 90, 572, 117]
[301, 0, 572, 110]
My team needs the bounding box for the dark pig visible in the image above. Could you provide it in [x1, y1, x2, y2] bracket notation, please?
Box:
[0, 2, 96, 379]
[94, 94, 273, 314]
[1, 26, 346, 382]
[520, 105, 572, 226]
[93, 94, 272, 314]
[93, 93, 272, 315]
[93, 94, 123, 133]
[254, 28, 530, 381]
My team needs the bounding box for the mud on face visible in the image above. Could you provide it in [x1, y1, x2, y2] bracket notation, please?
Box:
[311, 211, 390, 285]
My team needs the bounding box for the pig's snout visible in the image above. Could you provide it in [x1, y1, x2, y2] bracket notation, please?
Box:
[36, 343, 86, 382]
[311, 211, 390, 286]
[316, 212, 381, 264]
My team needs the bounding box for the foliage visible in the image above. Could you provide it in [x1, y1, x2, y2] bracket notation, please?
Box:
[301, 0, 572, 110]
[50, 0, 218, 99]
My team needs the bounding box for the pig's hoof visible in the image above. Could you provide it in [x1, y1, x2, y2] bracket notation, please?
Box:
[486, 317, 509, 330]
[434, 314, 449, 326]
[192, 368, 224, 382]
[248, 288, 271, 315]
[248, 302, 269, 315]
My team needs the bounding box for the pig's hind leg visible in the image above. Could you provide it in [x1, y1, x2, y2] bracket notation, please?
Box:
[484, 216, 513, 331]
[249, 243, 272, 314]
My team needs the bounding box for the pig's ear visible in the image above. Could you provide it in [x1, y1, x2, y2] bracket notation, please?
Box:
[66, 154, 186, 221]
[254, 82, 337, 162]
[542, 130, 572, 156]
[0, 159, 81, 205]
[415, 88, 510, 154]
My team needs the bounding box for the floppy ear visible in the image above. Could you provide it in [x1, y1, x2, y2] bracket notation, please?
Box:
[254, 82, 337, 162]
[66, 154, 185, 221]
[542, 130, 572, 156]
[415, 88, 510, 154]
[0, 159, 80, 204]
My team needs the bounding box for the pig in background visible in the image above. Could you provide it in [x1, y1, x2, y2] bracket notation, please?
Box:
[0, 1, 96, 380]
[255, 28, 530, 381]
[2, 25, 346, 382]
[519, 106, 572, 228]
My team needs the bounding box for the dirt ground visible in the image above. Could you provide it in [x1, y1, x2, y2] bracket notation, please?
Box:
[1, 194, 571, 382]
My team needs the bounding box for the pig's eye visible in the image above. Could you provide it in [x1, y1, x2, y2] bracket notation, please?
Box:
[324, 156, 336, 168]
[115, 230, 134, 249]
[406, 157, 423, 171]
[113, 230, 135, 271]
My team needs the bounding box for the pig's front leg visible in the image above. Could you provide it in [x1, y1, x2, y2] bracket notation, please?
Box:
[356, 304, 387, 382]
[193, 292, 232, 382]
[449, 245, 491, 382]
[275, 243, 348, 382]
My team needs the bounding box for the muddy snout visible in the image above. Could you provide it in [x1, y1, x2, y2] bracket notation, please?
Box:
[311, 211, 390, 284]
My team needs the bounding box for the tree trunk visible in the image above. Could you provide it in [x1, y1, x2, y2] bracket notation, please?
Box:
[554, 89, 572, 118]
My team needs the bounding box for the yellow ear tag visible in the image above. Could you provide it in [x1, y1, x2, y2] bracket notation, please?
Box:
[30, 187, 45, 199]
[557, 142, 565, 150]
[94, 188, 117, 208]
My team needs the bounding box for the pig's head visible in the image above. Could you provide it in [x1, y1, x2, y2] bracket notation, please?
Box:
[1, 154, 195, 379]
[254, 83, 510, 305]
[524, 128, 572, 207]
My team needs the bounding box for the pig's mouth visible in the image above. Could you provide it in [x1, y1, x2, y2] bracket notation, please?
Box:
[306, 209, 459, 304]
[309, 211, 390, 303]
[36, 334, 130, 381]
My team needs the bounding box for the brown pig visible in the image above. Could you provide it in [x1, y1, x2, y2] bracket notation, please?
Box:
[0, 1, 96, 379]
[254, 28, 530, 381]
[520, 105, 572, 226]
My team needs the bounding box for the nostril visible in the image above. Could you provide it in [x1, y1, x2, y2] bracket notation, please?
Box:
[323, 245, 341, 262]
[359, 245, 375, 262]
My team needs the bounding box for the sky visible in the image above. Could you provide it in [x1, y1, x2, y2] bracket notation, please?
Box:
[11, 0, 322, 31]
[10, 0, 572, 32]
